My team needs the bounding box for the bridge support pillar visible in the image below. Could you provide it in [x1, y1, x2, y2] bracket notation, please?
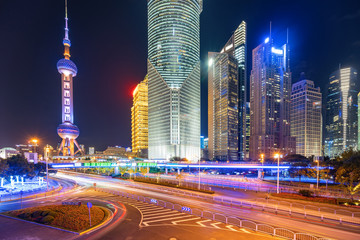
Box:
[258, 169, 264, 179]
[165, 168, 168, 175]
[114, 166, 119, 175]
[147, 166, 149, 173]
[177, 168, 180, 174]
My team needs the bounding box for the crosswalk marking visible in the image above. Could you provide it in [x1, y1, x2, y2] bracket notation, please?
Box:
[143, 215, 194, 224]
[142, 209, 174, 217]
[172, 217, 200, 225]
[143, 212, 185, 221]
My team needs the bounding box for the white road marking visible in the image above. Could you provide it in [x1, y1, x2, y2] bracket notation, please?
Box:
[241, 228, 251, 233]
[172, 217, 200, 225]
[226, 225, 238, 232]
[143, 212, 185, 221]
[210, 222, 222, 229]
[142, 209, 174, 216]
[144, 215, 194, 224]
[196, 219, 211, 227]
[137, 206, 160, 211]
[141, 208, 169, 213]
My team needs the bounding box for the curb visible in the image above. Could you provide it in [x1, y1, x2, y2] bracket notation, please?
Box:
[79, 206, 113, 235]
[0, 205, 114, 236]
[0, 214, 79, 235]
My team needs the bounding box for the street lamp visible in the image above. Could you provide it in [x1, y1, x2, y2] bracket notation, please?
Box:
[31, 139, 38, 153]
[274, 153, 280, 194]
[198, 157, 201, 190]
[315, 159, 319, 190]
[45, 147, 49, 192]
[260, 154, 264, 166]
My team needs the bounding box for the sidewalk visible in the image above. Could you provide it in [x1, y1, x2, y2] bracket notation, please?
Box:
[0, 215, 77, 240]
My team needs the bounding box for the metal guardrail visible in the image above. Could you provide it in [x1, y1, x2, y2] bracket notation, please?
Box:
[128, 176, 360, 225]
[144, 173, 360, 200]
[96, 187, 330, 240]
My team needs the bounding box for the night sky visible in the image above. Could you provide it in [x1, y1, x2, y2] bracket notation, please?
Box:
[1, 0, 360, 151]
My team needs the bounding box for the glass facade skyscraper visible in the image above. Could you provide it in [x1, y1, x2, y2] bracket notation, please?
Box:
[147, 0, 202, 161]
[221, 21, 247, 160]
[291, 80, 322, 157]
[249, 37, 295, 160]
[325, 67, 358, 157]
[208, 52, 239, 161]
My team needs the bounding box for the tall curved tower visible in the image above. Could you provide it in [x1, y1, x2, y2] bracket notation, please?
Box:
[147, 0, 202, 161]
[57, 0, 83, 157]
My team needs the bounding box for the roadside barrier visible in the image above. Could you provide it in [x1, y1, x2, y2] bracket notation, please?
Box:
[96, 187, 330, 240]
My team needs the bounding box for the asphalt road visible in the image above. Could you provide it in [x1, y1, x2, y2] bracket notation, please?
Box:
[56, 171, 360, 240]
[0, 179, 279, 240]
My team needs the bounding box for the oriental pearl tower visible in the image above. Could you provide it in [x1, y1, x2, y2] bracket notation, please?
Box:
[57, 0, 83, 157]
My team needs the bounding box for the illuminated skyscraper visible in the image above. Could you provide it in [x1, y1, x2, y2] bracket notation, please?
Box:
[208, 52, 239, 161]
[132, 75, 149, 157]
[56, 0, 83, 157]
[358, 92, 360, 149]
[325, 67, 358, 157]
[291, 79, 322, 157]
[249, 36, 295, 160]
[147, 0, 202, 161]
[220, 21, 247, 160]
[245, 102, 250, 159]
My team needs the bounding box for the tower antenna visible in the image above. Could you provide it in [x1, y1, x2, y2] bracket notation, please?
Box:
[64, 0, 69, 41]
[286, 27, 289, 44]
[270, 21, 272, 39]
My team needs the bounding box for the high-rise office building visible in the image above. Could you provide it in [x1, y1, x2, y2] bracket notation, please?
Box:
[325, 67, 358, 157]
[249, 36, 295, 160]
[147, 0, 202, 161]
[245, 102, 250, 159]
[358, 92, 360, 149]
[131, 75, 149, 157]
[208, 52, 239, 161]
[88, 147, 95, 155]
[220, 21, 247, 160]
[291, 79, 322, 157]
[56, 0, 83, 157]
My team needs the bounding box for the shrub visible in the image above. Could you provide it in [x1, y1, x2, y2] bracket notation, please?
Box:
[298, 189, 313, 197]
[41, 211, 50, 216]
[31, 211, 42, 218]
[40, 215, 55, 224]
[18, 212, 31, 219]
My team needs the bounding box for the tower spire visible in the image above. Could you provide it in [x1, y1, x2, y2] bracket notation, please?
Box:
[63, 0, 71, 59]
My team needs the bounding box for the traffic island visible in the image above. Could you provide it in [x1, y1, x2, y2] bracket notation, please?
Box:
[2, 204, 110, 233]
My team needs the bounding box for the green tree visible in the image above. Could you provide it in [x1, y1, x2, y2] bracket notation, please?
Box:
[335, 150, 360, 199]
[5, 155, 35, 180]
[288, 161, 309, 182]
[0, 160, 9, 178]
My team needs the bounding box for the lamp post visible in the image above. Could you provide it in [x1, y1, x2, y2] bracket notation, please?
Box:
[260, 154, 264, 166]
[315, 159, 319, 190]
[274, 153, 280, 194]
[31, 139, 38, 153]
[198, 158, 201, 190]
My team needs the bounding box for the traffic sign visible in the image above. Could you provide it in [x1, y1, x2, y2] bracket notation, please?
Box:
[87, 202, 92, 208]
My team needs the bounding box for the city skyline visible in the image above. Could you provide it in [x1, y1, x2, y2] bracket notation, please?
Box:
[1, 0, 360, 150]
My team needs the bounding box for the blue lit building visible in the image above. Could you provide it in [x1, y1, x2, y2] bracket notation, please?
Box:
[147, 0, 202, 161]
[249, 35, 296, 160]
[56, 0, 83, 157]
[325, 67, 358, 157]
